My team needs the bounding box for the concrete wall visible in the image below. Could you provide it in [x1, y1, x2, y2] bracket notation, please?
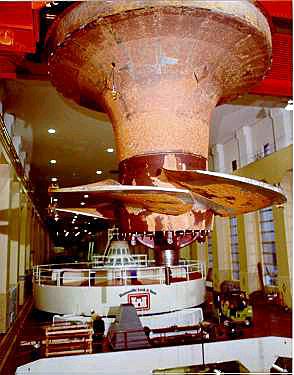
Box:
[0, 108, 52, 333]
[209, 105, 292, 302]
[213, 106, 293, 173]
[16, 336, 292, 374]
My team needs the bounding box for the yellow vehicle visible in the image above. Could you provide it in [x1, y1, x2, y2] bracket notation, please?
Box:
[220, 292, 253, 327]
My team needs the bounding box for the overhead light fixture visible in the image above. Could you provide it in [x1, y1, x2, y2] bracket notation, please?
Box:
[75, 231, 80, 237]
[65, 232, 69, 237]
[285, 99, 293, 111]
[74, 226, 78, 229]
[48, 128, 56, 134]
[106, 147, 114, 153]
[80, 202, 86, 206]
[88, 232, 92, 235]
[96, 170, 103, 175]
[84, 194, 89, 198]
[50, 159, 57, 164]
[51, 177, 58, 182]
[84, 229, 88, 233]
[53, 198, 58, 202]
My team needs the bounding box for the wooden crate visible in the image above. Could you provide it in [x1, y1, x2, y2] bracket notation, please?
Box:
[44, 322, 93, 357]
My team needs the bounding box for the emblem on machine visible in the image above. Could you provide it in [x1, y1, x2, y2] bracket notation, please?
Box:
[127, 292, 150, 311]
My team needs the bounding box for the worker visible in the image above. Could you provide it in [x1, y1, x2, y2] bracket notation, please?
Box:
[238, 292, 247, 310]
[144, 326, 151, 341]
[229, 303, 237, 317]
[91, 309, 105, 340]
[221, 300, 230, 319]
[31, 341, 41, 361]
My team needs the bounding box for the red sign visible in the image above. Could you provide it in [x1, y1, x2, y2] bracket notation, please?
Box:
[128, 292, 150, 311]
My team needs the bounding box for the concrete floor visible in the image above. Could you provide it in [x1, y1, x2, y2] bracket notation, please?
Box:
[12, 294, 292, 374]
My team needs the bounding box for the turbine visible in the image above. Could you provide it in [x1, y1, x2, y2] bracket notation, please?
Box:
[47, 1, 286, 265]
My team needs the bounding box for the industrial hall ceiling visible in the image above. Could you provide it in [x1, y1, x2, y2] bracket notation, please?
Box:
[0, 1, 292, 243]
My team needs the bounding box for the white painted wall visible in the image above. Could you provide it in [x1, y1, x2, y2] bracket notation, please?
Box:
[272, 109, 293, 150]
[223, 137, 239, 173]
[16, 336, 292, 374]
[252, 117, 274, 157]
[34, 279, 205, 316]
[210, 105, 293, 171]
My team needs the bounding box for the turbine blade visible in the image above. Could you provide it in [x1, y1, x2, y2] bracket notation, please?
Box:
[55, 207, 114, 220]
[50, 180, 194, 216]
[163, 169, 286, 216]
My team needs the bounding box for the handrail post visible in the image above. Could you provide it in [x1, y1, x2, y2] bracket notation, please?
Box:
[124, 331, 127, 350]
[57, 271, 60, 286]
[37, 266, 41, 286]
[164, 267, 171, 285]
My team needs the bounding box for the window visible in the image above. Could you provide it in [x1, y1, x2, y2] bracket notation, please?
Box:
[259, 207, 277, 286]
[232, 160, 237, 171]
[207, 232, 213, 268]
[230, 217, 240, 280]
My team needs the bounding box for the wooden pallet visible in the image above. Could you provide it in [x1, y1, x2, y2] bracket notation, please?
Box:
[44, 322, 93, 357]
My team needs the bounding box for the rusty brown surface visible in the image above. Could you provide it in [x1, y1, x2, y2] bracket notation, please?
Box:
[55, 207, 115, 220]
[136, 232, 203, 250]
[46, 1, 271, 56]
[142, 229, 207, 260]
[45, 1, 281, 253]
[118, 203, 214, 233]
[50, 179, 195, 216]
[50, 162, 287, 237]
[117, 152, 213, 235]
[163, 169, 287, 216]
[47, 3, 271, 161]
[119, 152, 207, 184]
[49, 153, 216, 234]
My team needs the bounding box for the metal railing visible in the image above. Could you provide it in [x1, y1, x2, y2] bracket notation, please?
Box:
[33, 260, 205, 287]
[107, 327, 150, 350]
[92, 254, 148, 268]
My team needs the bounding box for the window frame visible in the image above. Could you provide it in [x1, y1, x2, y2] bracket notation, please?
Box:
[259, 207, 278, 287]
[230, 216, 240, 281]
